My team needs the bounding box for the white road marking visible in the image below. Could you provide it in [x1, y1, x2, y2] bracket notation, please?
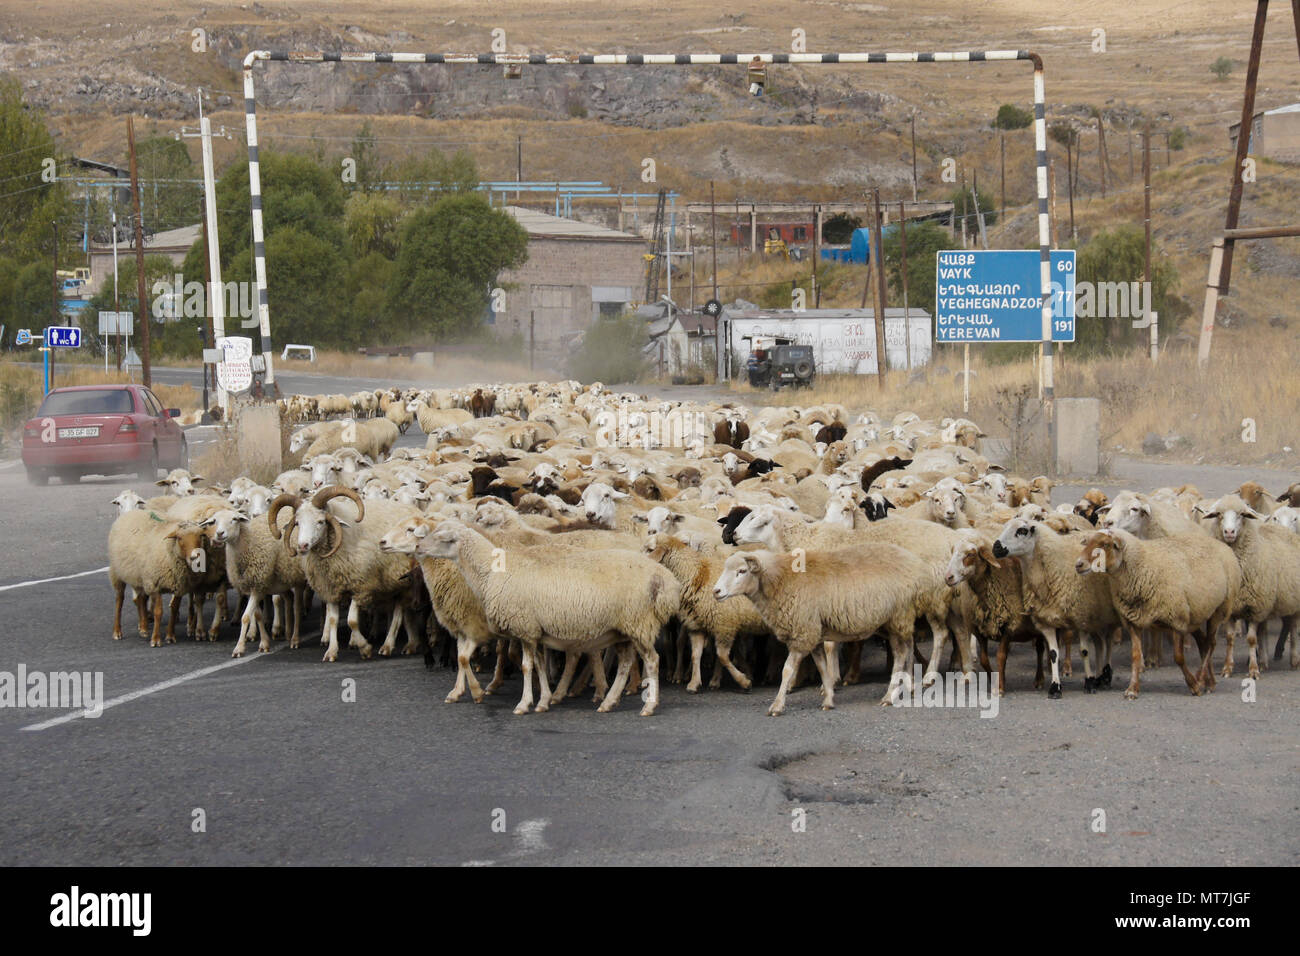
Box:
[0, 566, 110, 593]
[20, 649, 276, 731]
[511, 818, 551, 855]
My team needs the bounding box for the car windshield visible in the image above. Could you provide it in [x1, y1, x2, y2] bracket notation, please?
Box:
[37, 389, 134, 416]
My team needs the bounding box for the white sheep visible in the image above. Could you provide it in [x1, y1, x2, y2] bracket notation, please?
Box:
[415, 520, 677, 716]
[108, 511, 212, 646]
[1074, 528, 1240, 699]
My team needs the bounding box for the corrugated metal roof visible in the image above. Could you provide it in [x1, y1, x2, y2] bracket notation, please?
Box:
[503, 205, 645, 242]
[1264, 103, 1300, 115]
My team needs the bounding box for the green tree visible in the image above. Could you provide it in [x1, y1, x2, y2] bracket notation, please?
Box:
[567, 313, 647, 384]
[881, 221, 961, 316]
[383, 148, 479, 206]
[1049, 122, 1078, 149]
[1074, 224, 1177, 352]
[993, 104, 1033, 130]
[344, 192, 402, 258]
[385, 193, 528, 340]
[1211, 56, 1233, 81]
[1169, 126, 1187, 150]
[0, 77, 74, 265]
[948, 186, 998, 233]
[79, 254, 178, 352]
[134, 136, 203, 232]
[822, 212, 862, 244]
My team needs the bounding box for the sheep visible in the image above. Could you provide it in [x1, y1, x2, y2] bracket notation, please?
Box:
[111, 490, 147, 515]
[1074, 528, 1239, 699]
[270, 486, 424, 662]
[1236, 481, 1278, 516]
[408, 400, 473, 435]
[644, 534, 770, 692]
[991, 517, 1122, 697]
[385, 401, 415, 434]
[108, 511, 212, 646]
[1073, 489, 1109, 525]
[154, 468, 205, 497]
[943, 529, 1044, 694]
[1200, 494, 1300, 676]
[712, 543, 938, 713]
[415, 519, 677, 716]
[379, 512, 504, 704]
[1100, 490, 1201, 538]
[200, 507, 308, 657]
[1275, 482, 1300, 508]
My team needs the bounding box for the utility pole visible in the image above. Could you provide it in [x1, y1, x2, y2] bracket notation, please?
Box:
[898, 200, 911, 371]
[710, 181, 718, 302]
[910, 112, 918, 202]
[870, 188, 888, 388]
[127, 115, 151, 387]
[516, 135, 523, 199]
[1144, 121, 1155, 360]
[999, 130, 1006, 223]
[112, 207, 122, 371]
[1097, 113, 1107, 199]
[1065, 135, 1076, 240]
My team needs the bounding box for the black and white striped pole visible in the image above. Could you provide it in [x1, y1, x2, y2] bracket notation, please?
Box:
[242, 48, 1054, 446]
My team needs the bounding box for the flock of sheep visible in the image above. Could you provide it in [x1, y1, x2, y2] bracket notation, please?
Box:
[103, 379, 1300, 717]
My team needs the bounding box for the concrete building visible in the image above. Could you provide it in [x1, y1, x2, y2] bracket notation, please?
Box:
[1228, 103, 1300, 164]
[645, 311, 718, 377]
[490, 206, 648, 359]
[87, 223, 201, 295]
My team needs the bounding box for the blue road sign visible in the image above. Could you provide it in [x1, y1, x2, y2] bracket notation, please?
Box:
[935, 250, 1075, 343]
[45, 326, 82, 348]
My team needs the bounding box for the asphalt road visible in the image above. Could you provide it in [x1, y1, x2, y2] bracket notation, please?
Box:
[0, 376, 1297, 866]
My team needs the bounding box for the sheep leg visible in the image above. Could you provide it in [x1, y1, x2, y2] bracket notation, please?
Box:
[922, 622, 950, 688]
[1172, 632, 1204, 695]
[569, 656, 593, 698]
[346, 600, 374, 659]
[1078, 630, 1097, 692]
[638, 642, 660, 717]
[376, 605, 404, 657]
[1033, 636, 1045, 689]
[713, 635, 752, 690]
[995, 635, 1010, 696]
[1040, 626, 1062, 699]
[1124, 627, 1144, 699]
[1256, 621, 1269, 674]
[597, 645, 635, 713]
[321, 602, 342, 662]
[686, 631, 707, 693]
[671, 624, 688, 684]
[232, 589, 261, 658]
[769, 645, 805, 716]
[485, 638, 510, 694]
[586, 650, 610, 702]
[290, 586, 304, 649]
[210, 588, 227, 640]
[446, 637, 480, 703]
[533, 646, 556, 713]
[400, 607, 423, 655]
[881, 630, 914, 706]
[187, 592, 202, 640]
[149, 592, 165, 647]
[549, 651, 583, 703]
[841, 640, 863, 685]
[1244, 620, 1261, 681]
[514, 641, 539, 715]
[255, 593, 275, 653]
[1197, 616, 1222, 692]
[810, 643, 835, 711]
[1060, 630, 1073, 677]
[1096, 629, 1115, 688]
[625, 656, 642, 696]
[975, 634, 992, 674]
[1220, 619, 1239, 678]
[824, 641, 841, 687]
[134, 592, 150, 638]
[1273, 617, 1291, 662]
[112, 581, 126, 640]
[271, 594, 284, 639]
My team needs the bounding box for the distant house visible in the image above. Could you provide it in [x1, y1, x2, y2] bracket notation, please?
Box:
[1228, 103, 1300, 164]
[645, 311, 717, 376]
[87, 223, 201, 295]
[491, 206, 648, 359]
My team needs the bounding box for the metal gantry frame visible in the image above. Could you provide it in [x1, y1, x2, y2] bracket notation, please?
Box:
[241, 48, 1054, 444]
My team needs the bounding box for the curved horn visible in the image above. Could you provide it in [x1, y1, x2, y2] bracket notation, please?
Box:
[322, 514, 345, 558]
[311, 485, 364, 522]
[267, 493, 301, 539]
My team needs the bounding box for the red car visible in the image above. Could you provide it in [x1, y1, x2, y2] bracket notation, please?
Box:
[21, 384, 188, 486]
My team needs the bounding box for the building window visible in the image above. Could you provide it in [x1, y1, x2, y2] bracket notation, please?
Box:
[599, 301, 624, 319]
[793, 226, 807, 240]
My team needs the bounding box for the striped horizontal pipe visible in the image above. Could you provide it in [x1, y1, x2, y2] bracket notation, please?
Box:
[244, 50, 1032, 67]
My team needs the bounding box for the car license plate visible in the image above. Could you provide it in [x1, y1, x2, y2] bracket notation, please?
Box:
[57, 427, 99, 439]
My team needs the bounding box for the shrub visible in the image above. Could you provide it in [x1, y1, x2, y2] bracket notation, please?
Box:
[566, 314, 648, 384]
[993, 104, 1033, 130]
[1211, 57, 1233, 81]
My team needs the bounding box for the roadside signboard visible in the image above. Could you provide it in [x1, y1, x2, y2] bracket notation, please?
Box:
[215, 335, 253, 393]
[935, 250, 1076, 343]
[15, 328, 32, 346]
[45, 326, 82, 348]
[98, 311, 133, 336]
